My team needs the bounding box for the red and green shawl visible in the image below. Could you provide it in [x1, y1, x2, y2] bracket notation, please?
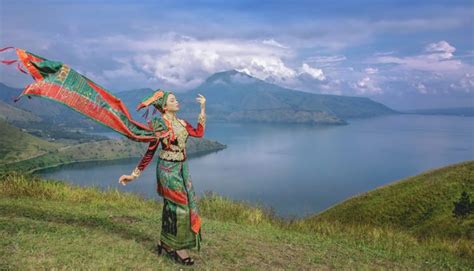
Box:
[0, 46, 168, 142]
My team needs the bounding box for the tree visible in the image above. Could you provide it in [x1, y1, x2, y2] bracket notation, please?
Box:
[452, 191, 473, 219]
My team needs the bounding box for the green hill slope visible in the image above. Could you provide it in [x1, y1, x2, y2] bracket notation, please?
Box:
[1, 161, 473, 269]
[0, 119, 59, 164]
[303, 160, 474, 241]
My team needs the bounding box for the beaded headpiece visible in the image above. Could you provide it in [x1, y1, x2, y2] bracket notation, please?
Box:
[136, 89, 173, 118]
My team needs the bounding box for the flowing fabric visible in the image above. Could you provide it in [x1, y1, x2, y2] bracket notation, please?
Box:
[0, 46, 169, 142]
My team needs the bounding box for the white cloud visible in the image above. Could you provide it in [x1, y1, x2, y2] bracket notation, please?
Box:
[262, 39, 289, 49]
[460, 73, 474, 92]
[352, 76, 382, 94]
[83, 34, 299, 90]
[305, 55, 346, 64]
[449, 73, 474, 93]
[365, 67, 378, 74]
[102, 57, 147, 81]
[424, 40, 456, 60]
[299, 63, 325, 81]
[374, 40, 468, 73]
[366, 40, 474, 96]
[416, 83, 428, 94]
[78, 33, 339, 91]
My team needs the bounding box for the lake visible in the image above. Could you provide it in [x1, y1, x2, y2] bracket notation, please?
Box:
[37, 114, 474, 219]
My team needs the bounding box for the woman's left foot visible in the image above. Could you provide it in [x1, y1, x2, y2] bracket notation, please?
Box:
[156, 243, 194, 265]
[175, 249, 194, 266]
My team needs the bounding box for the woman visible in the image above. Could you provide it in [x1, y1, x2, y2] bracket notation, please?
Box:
[1, 47, 206, 265]
[119, 90, 206, 266]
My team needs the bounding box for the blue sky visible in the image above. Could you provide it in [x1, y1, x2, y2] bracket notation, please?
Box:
[1, 0, 473, 110]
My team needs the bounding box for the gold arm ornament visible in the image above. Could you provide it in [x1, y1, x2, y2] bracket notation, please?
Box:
[131, 167, 141, 179]
[198, 113, 206, 129]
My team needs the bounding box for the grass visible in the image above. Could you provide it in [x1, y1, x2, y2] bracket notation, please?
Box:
[304, 160, 474, 242]
[1, 161, 473, 270]
[0, 118, 58, 164]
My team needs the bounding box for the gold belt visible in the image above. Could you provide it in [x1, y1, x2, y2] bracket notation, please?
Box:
[159, 149, 185, 162]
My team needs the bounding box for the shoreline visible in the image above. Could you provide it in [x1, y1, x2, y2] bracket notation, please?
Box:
[29, 145, 228, 175]
[29, 156, 141, 174]
[30, 149, 226, 174]
[25, 145, 227, 174]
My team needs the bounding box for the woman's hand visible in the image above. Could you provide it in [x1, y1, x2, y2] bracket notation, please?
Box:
[118, 174, 135, 186]
[196, 94, 206, 111]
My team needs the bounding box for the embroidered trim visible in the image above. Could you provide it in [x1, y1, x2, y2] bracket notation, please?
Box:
[173, 118, 188, 149]
[158, 115, 189, 161]
[158, 164, 172, 173]
[159, 149, 185, 161]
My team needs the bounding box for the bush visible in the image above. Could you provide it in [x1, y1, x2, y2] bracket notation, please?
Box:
[452, 190, 473, 219]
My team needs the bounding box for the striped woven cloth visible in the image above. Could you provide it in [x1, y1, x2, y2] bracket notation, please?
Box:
[0, 46, 168, 142]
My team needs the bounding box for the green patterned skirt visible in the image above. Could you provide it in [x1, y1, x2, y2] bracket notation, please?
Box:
[156, 158, 202, 251]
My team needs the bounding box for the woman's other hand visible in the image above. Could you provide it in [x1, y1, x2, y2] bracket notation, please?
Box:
[118, 175, 135, 186]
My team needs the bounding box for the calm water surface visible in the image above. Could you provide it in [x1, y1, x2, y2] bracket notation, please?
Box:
[37, 114, 474, 218]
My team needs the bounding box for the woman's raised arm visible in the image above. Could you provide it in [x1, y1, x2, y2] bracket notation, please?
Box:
[184, 112, 206, 138]
[185, 93, 206, 138]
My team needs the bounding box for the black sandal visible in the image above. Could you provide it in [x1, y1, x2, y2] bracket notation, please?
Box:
[173, 252, 194, 266]
[156, 243, 194, 266]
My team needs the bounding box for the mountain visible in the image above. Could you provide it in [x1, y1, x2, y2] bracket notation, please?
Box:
[178, 70, 399, 124]
[402, 107, 474, 116]
[116, 70, 399, 125]
[0, 100, 42, 123]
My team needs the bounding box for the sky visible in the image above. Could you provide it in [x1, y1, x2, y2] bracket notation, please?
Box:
[0, 0, 473, 110]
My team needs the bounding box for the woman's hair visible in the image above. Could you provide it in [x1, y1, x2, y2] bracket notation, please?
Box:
[154, 103, 166, 114]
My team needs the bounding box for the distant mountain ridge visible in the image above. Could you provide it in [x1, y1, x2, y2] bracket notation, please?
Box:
[117, 70, 399, 125]
[0, 100, 42, 123]
[1, 70, 399, 126]
[402, 107, 474, 116]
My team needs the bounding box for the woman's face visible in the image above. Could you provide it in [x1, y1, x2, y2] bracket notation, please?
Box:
[164, 93, 180, 112]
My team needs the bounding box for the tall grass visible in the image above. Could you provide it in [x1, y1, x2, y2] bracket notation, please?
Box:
[0, 171, 157, 210]
[1, 170, 472, 262]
